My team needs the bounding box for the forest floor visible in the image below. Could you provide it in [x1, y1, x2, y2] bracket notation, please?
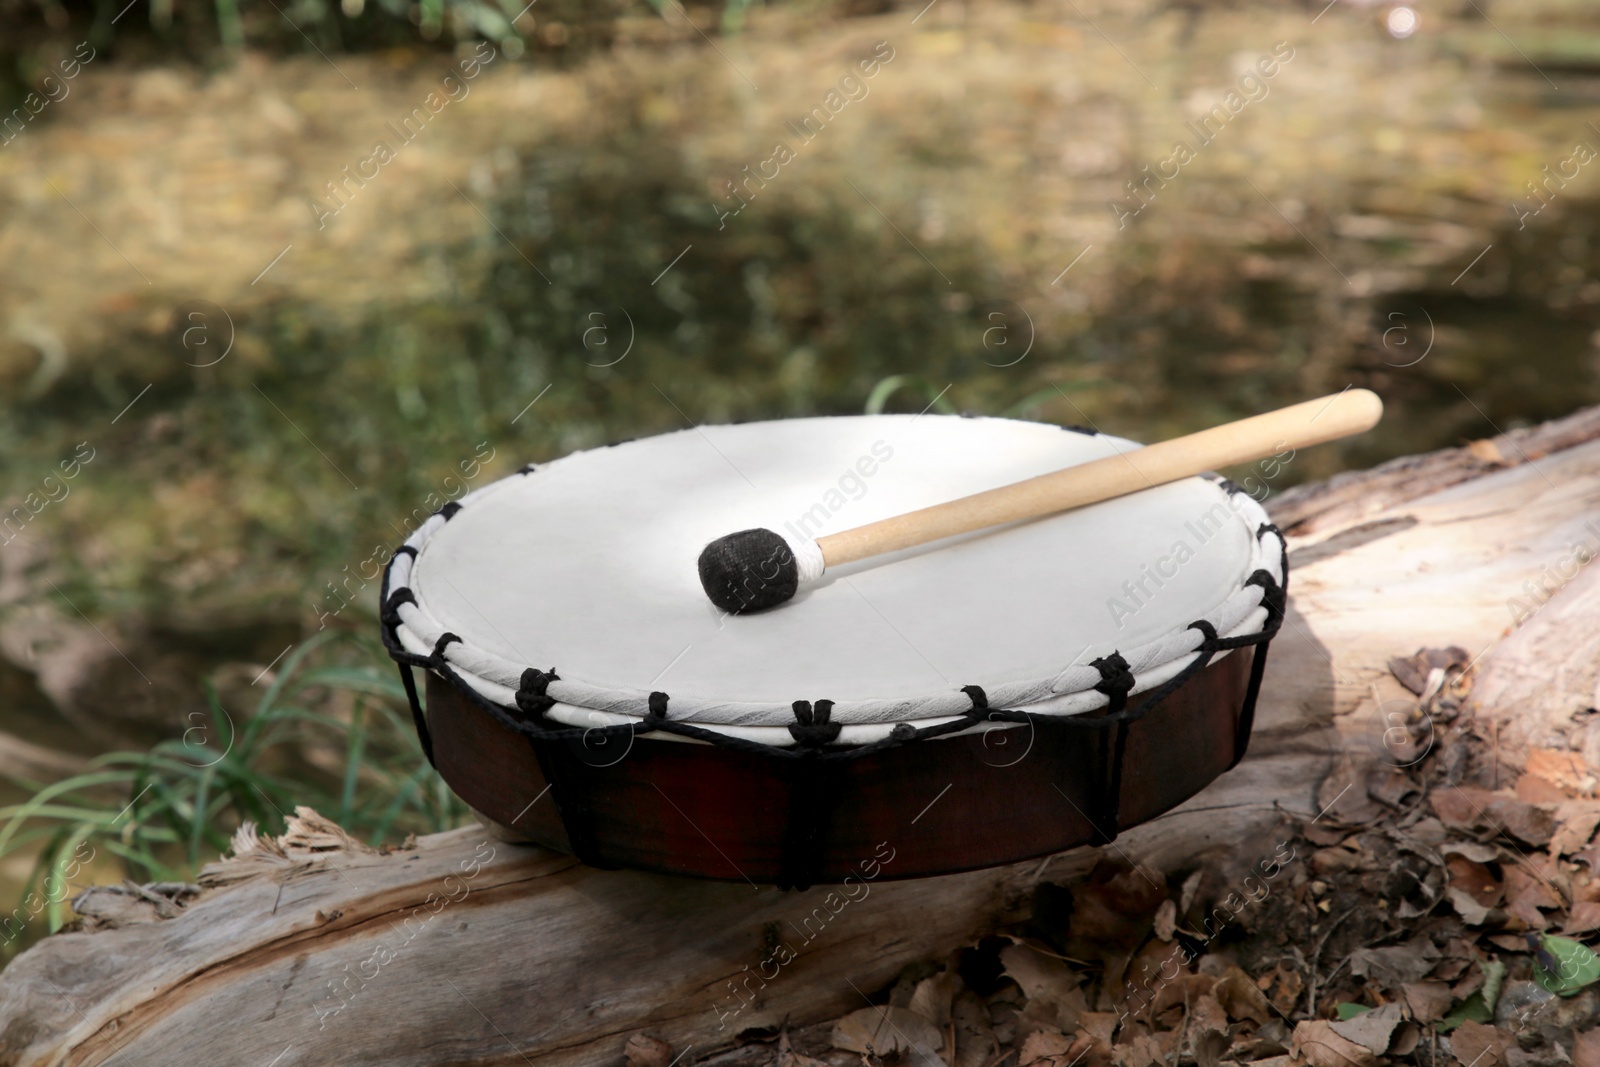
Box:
[677, 652, 1600, 1067]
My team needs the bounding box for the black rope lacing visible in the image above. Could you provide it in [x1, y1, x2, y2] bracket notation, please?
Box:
[382, 537, 1288, 768]
[377, 547, 1286, 764]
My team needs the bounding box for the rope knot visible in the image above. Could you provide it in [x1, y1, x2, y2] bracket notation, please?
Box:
[960, 684, 989, 711]
[1246, 566, 1287, 620]
[516, 667, 561, 718]
[1091, 652, 1135, 714]
[381, 587, 417, 628]
[429, 633, 461, 668]
[646, 692, 670, 722]
[789, 699, 841, 747]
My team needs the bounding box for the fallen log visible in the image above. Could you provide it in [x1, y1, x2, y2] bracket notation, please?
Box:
[3, 406, 1600, 1067]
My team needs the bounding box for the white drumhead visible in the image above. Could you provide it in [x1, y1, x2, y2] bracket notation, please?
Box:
[386, 416, 1282, 744]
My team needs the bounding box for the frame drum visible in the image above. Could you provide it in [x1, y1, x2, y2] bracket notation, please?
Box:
[382, 416, 1285, 887]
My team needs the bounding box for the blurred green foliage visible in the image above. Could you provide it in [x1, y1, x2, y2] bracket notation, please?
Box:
[4, 100, 1114, 629]
[0, 0, 629, 108]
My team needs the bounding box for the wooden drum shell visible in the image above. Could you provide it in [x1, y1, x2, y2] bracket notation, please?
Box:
[423, 646, 1257, 884]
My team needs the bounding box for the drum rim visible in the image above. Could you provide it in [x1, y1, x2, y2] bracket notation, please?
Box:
[381, 416, 1286, 747]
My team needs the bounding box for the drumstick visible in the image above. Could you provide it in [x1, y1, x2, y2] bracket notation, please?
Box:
[697, 389, 1383, 613]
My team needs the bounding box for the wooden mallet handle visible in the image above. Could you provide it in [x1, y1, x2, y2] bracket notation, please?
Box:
[821, 388, 1382, 566]
[696, 389, 1383, 613]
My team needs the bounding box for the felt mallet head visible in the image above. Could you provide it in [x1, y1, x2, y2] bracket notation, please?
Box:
[697, 528, 801, 614]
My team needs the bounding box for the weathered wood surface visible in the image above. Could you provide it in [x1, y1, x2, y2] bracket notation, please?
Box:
[3, 406, 1600, 1067]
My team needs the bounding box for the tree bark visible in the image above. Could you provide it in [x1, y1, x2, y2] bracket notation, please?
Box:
[4, 406, 1600, 1067]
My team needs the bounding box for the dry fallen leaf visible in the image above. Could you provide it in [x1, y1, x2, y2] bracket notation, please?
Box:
[624, 1033, 674, 1067]
[1178, 869, 1204, 913]
[1440, 841, 1499, 863]
[1574, 1029, 1600, 1067]
[1190, 1028, 1229, 1067]
[1384, 645, 1468, 695]
[1502, 866, 1562, 929]
[1063, 860, 1166, 955]
[1291, 1021, 1378, 1067]
[1153, 899, 1177, 942]
[1233, 1019, 1292, 1062]
[832, 1005, 946, 1061]
[1076, 1012, 1118, 1047]
[1151, 974, 1219, 1017]
[908, 970, 957, 1030]
[1447, 855, 1503, 908]
[1390, 1022, 1421, 1057]
[1184, 994, 1230, 1067]
[1066, 1030, 1110, 1067]
[1388, 653, 1433, 696]
[1369, 768, 1421, 809]
[1400, 981, 1455, 1024]
[1115, 1034, 1165, 1067]
[1213, 966, 1272, 1025]
[1444, 886, 1495, 926]
[1486, 796, 1557, 847]
[1551, 800, 1600, 857]
[1528, 749, 1600, 796]
[1260, 964, 1303, 1016]
[1431, 788, 1497, 830]
[1431, 938, 1477, 981]
[1430, 789, 1557, 845]
[1311, 847, 1365, 876]
[1348, 939, 1440, 986]
[1019, 1027, 1072, 1067]
[1448, 1021, 1508, 1067]
[1318, 752, 1385, 823]
[1327, 1002, 1403, 1056]
[1186, 993, 1228, 1037]
[1302, 822, 1348, 847]
[1566, 900, 1600, 935]
[1001, 943, 1084, 1024]
[951, 991, 995, 1067]
[1516, 774, 1570, 805]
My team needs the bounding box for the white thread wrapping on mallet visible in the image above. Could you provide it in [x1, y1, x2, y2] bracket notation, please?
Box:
[780, 530, 826, 584]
